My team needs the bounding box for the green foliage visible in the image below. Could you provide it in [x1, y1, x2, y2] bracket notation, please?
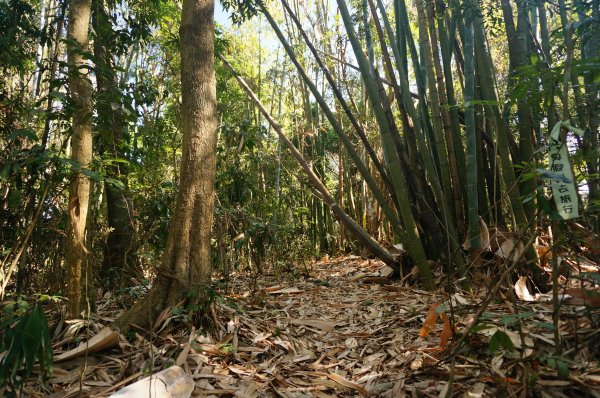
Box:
[501, 311, 536, 326]
[220, 0, 262, 24]
[0, 0, 40, 71]
[540, 356, 569, 379]
[488, 330, 514, 353]
[0, 299, 53, 396]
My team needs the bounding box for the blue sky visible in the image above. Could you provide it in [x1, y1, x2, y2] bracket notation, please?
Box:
[215, 0, 232, 28]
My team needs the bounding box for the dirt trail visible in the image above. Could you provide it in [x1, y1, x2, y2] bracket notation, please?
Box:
[209, 256, 436, 397]
[37, 256, 600, 397]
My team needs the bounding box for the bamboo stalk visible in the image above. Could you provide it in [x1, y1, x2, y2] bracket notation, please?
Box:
[219, 54, 401, 273]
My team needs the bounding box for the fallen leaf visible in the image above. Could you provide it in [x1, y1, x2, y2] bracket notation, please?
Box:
[565, 288, 600, 307]
[54, 327, 120, 362]
[326, 372, 369, 395]
[108, 366, 193, 398]
[439, 313, 453, 349]
[268, 286, 305, 294]
[290, 319, 337, 332]
[419, 301, 441, 339]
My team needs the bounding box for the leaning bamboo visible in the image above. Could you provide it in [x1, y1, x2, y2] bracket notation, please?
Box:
[262, 6, 406, 243]
[219, 54, 401, 273]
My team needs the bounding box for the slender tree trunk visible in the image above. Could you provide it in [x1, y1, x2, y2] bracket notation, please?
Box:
[65, 0, 93, 318]
[92, 0, 137, 284]
[114, 0, 217, 332]
[414, 0, 455, 225]
[579, 0, 600, 231]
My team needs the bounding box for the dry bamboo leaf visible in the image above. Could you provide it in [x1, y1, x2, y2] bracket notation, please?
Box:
[325, 372, 369, 396]
[269, 286, 305, 294]
[378, 266, 395, 278]
[234, 379, 259, 397]
[176, 343, 191, 366]
[439, 313, 452, 350]
[265, 285, 288, 292]
[153, 305, 173, 331]
[565, 288, 600, 307]
[196, 344, 229, 356]
[197, 388, 238, 396]
[535, 380, 571, 386]
[579, 374, 600, 384]
[495, 237, 525, 263]
[462, 218, 491, 251]
[54, 327, 120, 362]
[290, 319, 336, 332]
[419, 301, 440, 339]
[360, 277, 391, 285]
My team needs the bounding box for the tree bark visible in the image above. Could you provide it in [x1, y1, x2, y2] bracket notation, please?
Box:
[92, 0, 137, 284]
[65, 0, 93, 318]
[114, 0, 217, 332]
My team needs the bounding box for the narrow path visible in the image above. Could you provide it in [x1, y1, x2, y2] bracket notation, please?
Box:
[206, 255, 438, 397]
[41, 255, 600, 397]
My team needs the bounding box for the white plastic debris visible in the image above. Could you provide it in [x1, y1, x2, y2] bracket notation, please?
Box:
[109, 366, 194, 398]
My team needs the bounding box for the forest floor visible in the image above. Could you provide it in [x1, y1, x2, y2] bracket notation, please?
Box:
[26, 255, 600, 397]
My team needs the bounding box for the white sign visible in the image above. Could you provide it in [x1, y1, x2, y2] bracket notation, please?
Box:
[547, 121, 584, 220]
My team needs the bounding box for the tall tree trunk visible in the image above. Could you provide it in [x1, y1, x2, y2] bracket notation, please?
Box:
[114, 0, 217, 332]
[65, 0, 93, 318]
[92, 0, 137, 285]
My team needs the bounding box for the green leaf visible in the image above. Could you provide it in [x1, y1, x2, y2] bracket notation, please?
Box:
[22, 309, 40, 374]
[530, 54, 538, 66]
[489, 330, 514, 353]
[48, 91, 66, 99]
[533, 321, 556, 330]
[105, 177, 125, 190]
[9, 128, 38, 142]
[501, 311, 536, 326]
[0, 165, 10, 181]
[556, 359, 569, 379]
[8, 189, 21, 211]
[80, 168, 103, 182]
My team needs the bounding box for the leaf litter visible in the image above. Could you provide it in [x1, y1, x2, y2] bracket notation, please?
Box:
[18, 255, 600, 397]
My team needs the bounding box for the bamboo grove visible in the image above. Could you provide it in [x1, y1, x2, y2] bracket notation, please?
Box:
[0, 0, 599, 312]
[221, 0, 600, 289]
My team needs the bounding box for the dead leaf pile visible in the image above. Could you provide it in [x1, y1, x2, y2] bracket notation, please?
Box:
[16, 255, 600, 397]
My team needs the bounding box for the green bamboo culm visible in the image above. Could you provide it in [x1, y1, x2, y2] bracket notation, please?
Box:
[373, 0, 466, 279]
[336, 0, 434, 289]
[464, 0, 479, 249]
[261, 5, 407, 243]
